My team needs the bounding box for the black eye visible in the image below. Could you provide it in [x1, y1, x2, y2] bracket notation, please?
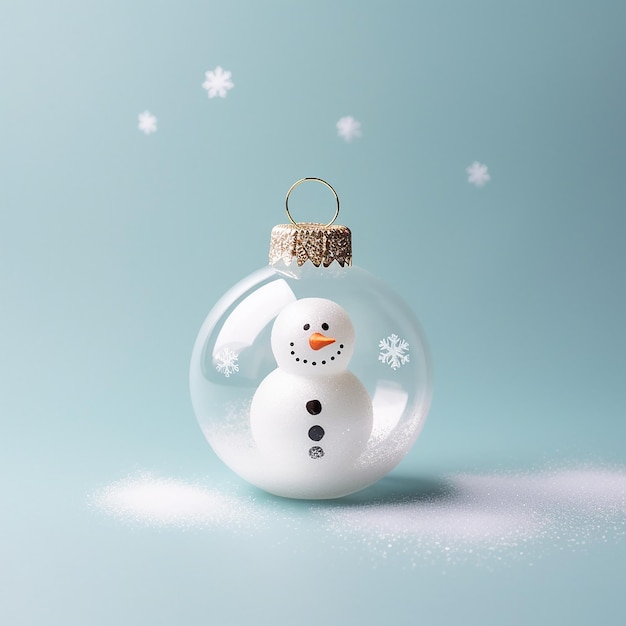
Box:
[321, 323, 329, 331]
[303, 323, 310, 331]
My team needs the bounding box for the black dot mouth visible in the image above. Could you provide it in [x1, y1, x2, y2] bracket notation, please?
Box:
[290, 342, 345, 366]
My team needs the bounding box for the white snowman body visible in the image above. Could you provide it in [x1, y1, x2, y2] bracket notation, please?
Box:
[250, 297, 373, 472]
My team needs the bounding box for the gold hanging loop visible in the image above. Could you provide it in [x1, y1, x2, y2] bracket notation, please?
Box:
[284, 177, 340, 227]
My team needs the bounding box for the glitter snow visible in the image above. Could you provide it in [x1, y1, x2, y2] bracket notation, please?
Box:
[202, 66, 234, 99]
[316, 467, 626, 566]
[90, 467, 626, 566]
[90, 473, 262, 530]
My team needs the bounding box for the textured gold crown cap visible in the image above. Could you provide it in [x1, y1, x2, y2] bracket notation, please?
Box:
[271, 177, 352, 267]
[269, 222, 352, 268]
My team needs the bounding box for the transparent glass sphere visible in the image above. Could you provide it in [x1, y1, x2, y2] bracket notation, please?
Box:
[190, 261, 432, 499]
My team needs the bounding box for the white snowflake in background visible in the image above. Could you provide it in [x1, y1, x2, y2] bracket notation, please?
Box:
[466, 161, 490, 187]
[378, 334, 410, 370]
[202, 66, 234, 98]
[337, 116, 362, 142]
[215, 348, 239, 378]
[138, 111, 157, 134]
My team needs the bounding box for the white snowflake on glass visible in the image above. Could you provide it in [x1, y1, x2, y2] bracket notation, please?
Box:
[138, 111, 157, 134]
[202, 66, 234, 99]
[337, 116, 362, 142]
[215, 347, 239, 378]
[466, 161, 490, 187]
[378, 334, 410, 370]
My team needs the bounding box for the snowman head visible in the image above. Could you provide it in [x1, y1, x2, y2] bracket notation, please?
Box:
[271, 297, 356, 376]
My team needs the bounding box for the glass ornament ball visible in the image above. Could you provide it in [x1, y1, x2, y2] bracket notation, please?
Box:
[189, 180, 433, 500]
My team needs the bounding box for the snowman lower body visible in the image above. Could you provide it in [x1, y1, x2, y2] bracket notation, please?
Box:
[250, 370, 373, 478]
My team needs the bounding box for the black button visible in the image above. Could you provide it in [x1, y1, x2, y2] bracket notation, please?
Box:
[308, 425, 325, 441]
[306, 400, 322, 415]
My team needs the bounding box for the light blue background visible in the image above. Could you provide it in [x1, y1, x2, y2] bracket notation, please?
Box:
[1, 1, 625, 624]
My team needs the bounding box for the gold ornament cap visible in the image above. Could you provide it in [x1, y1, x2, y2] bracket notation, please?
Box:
[269, 178, 352, 268]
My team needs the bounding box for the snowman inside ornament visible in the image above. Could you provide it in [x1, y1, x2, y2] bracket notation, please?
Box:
[190, 177, 433, 500]
[250, 297, 373, 470]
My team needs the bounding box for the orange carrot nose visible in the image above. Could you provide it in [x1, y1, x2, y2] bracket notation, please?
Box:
[309, 332, 336, 351]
